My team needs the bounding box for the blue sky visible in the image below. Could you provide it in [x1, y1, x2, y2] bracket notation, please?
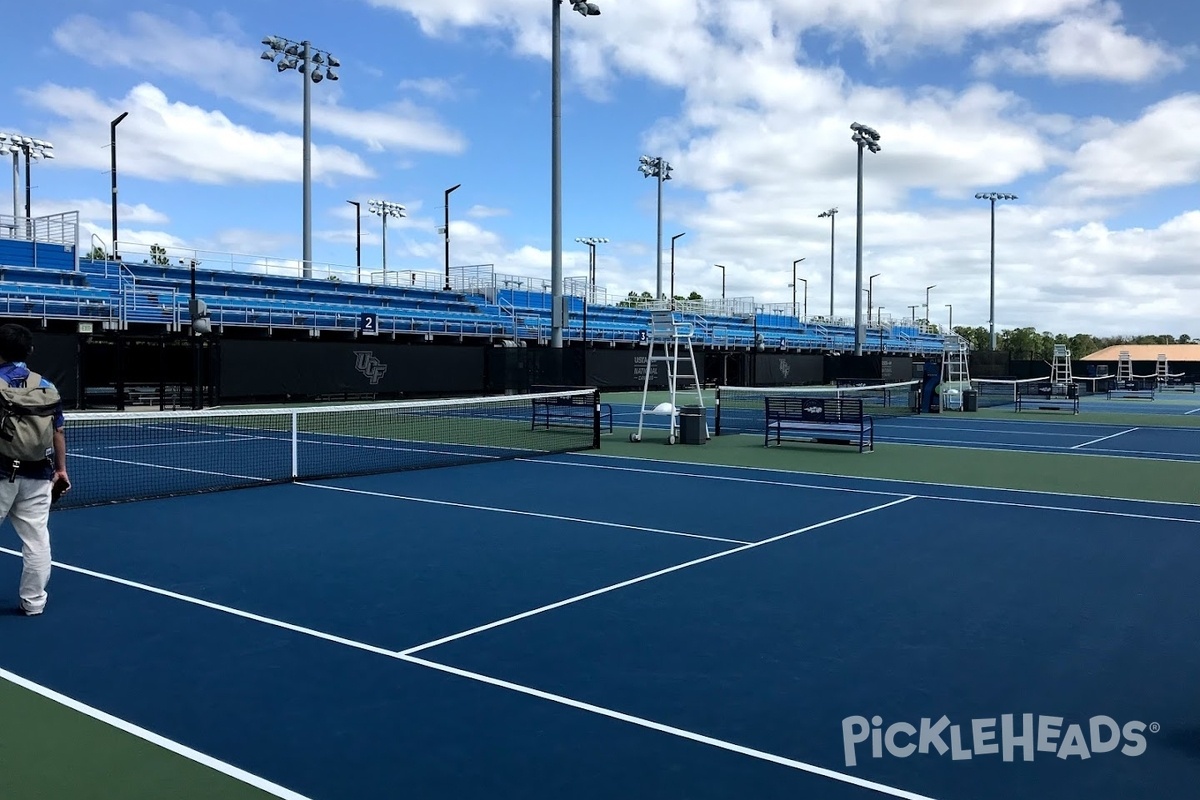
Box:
[2, 0, 1198, 337]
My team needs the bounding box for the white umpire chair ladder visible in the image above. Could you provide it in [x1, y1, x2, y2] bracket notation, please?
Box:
[940, 334, 970, 410]
[1051, 344, 1072, 391]
[1117, 350, 1133, 383]
[631, 309, 708, 445]
[1156, 353, 1169, 385]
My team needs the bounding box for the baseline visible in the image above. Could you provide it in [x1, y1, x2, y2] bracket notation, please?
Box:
[0, 666, 313, 800]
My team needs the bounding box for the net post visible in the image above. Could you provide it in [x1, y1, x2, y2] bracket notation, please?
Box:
[592, 388, 601, 449]
[714, 388, 722, 436]
[291, 410, 299, 479]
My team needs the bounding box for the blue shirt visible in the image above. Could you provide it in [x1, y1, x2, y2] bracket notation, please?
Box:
[0, 361, 64, 479]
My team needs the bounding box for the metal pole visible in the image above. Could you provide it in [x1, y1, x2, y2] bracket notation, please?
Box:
[302, 41, 313, 279]
[110, 112, 128, 259]
[803, 280, 807, 320]
[11, 152, 19, 236]
[347, 200, 360, 282]
[550, 0, 564, 347]
[24, 150, 32, 239]
[829, 213, 835, 316]
[381, 215, 388, 273]
[656, 170, 664, 299]
[989, 198, 996, 350]
[444, 183, 460, 291]
[854, 143, 864, 355]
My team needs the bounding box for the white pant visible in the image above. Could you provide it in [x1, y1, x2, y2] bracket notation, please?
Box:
[0, 476, 52, 614]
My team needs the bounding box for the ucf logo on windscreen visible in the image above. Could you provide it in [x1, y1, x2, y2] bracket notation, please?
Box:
[354, 351, 388, 385]
[841, 714, 1154, 767]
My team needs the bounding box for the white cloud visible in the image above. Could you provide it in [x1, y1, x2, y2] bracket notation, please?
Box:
[397, 77, 458, 100]
[51, 12, 467, 156]
[1054, 95, 1200, 200]
[466, 204, 510, 219]
[24, 83, 373, 184]
[34, 199, 169, 226]
[973, 2, 1186, 83]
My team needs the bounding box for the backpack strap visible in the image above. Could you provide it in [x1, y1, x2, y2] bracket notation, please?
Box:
[24, 371, 41, 388]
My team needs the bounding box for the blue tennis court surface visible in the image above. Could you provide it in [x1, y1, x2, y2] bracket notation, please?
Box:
[609, 401, 1200, 462]
[2, 455, 1198, 800]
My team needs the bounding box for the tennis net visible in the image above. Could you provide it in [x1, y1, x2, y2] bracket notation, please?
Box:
[969, 376, 1082, 408]
[715, 380, 920, 435]
[55, 388, 600, 509]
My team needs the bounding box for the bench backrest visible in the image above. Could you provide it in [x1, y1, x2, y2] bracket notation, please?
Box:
[765, 396, 865, 423]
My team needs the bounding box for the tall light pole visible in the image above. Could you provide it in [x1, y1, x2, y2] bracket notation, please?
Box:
[0, 135, 18, 235]
[368, 199, 406, 275]
[945, 303, 953, 332]
[639, 155, 674, 300]
[110, 112, 128, 260]
[714, 264, 725, 301]
[0, 135, 54, 238]
[346, 200, 361, 282]
[443, 183, 461, 290]
[851, 122, 881, 355]
[867, 272, 880, 322]
[975, 192, 1017, 350]
[670, 232, 685, 306]
[818, 208, 837, 316]
[261, 35, 340, 279]
[924, 284, 936, 325]
[551, 2, 602, 348]
[791, 277, 808, 320]
[575, 237, 607, 303]
[792, 257, 806, 318]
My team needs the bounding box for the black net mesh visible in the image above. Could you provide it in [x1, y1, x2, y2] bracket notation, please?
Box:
[55, 389, 599, 509]
[715, 380, 920, 435]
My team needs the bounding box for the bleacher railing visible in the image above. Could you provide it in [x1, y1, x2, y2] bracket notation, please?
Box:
[0, 212, 80, 270]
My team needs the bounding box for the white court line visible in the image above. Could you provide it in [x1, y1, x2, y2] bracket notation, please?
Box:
[529, 457, 1200, 519]
[68, 453, 274, 483]
[0, 546, 935, 800]
[1187, 408, 1200, 415]
[105, 438, 256, 450]
[876, 423, 1086, 439]
[399, 497, 917, 656]
[867, 433, 1197, 461]
[1071, 428, 1139, 450]
[0, 667, 315, 800]
[296, 483, 749, 546]
[399, 654, 940, 800]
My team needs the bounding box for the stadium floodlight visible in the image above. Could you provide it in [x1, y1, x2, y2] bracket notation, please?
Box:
[368, 199, 406, 275]
[261, 35, 340, 279]
[550, 0, 601, 348]
[975, 191, 1018, 350]
[638, 155, 674, 300]
[0, 132, 54, 237]
[850, 121, 881, 355]
[575, 237, 607, 303]
[817, 208, 837, 316]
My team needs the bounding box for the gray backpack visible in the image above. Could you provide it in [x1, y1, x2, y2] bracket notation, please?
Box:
[0, 371, 60, 463]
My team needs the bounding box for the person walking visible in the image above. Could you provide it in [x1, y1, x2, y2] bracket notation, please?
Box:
[0, 324, 68, 616]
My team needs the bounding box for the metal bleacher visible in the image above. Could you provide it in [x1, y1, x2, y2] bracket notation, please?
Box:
[0, 218, 949, 354]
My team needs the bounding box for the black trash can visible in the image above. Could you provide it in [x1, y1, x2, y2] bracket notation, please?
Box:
[679, 406, 706, 445]
[963, 389, 978, 412]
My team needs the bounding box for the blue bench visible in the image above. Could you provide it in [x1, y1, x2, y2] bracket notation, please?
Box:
[764, 396, 873, 453]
